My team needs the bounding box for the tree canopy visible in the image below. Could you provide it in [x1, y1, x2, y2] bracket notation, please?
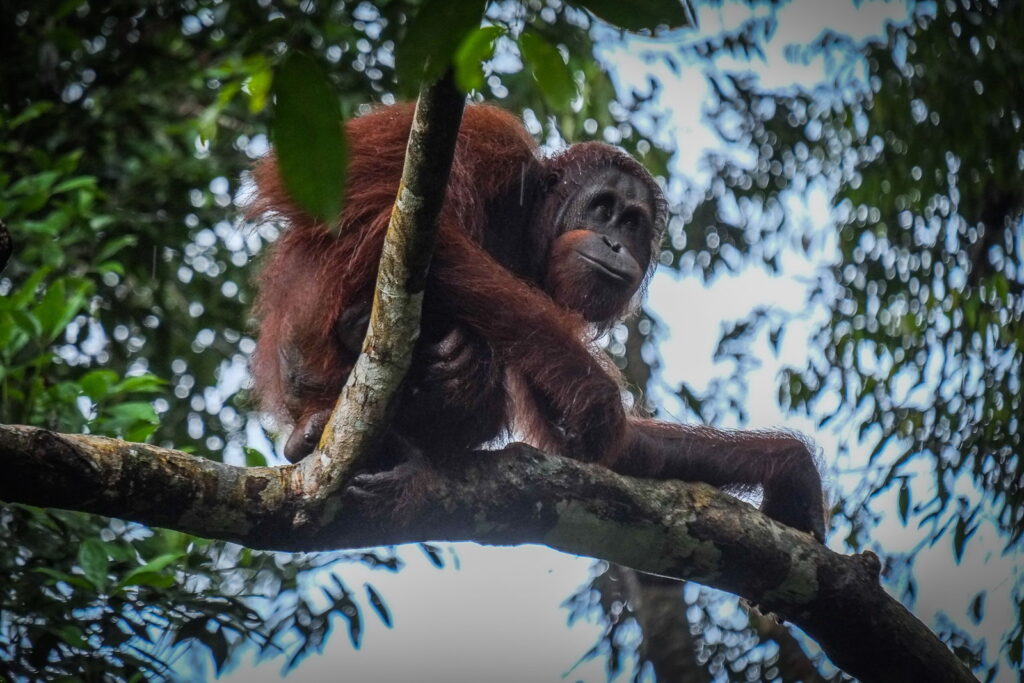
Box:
[677, 2, 1022, 676]
[1, 0, 1021, 681]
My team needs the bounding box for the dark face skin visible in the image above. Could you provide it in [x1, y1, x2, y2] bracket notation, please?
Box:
[545, 167, 657, 321]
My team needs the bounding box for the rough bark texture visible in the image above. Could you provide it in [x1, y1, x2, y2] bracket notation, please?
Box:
[309, 72, 466, 497]
[0, 424, 976, 683]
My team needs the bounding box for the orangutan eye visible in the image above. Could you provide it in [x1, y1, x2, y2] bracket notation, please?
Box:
[621, 209, 643, 230]
[589, 193, 615, 220]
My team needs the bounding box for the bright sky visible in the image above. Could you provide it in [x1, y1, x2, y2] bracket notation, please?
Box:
[215, 2, 1019, 681]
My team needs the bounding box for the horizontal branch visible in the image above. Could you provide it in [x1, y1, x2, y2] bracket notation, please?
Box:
[0, 424, 975, 683]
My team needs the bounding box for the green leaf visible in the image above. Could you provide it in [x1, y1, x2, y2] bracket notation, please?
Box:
[78, 538, 109, 591]
[7, 101, 54, 129]
[247, 60, 273, 113]
[8, 264, 50, 309]
[32, 279, 66, 338]
[197, 81, 241, 144]
[206, 627, 230, 674]
[963, 295, 978, 328]
[897, 479, 910, 524]
[96, 260, 125, 276]
[55, 625, 87, 648]
[95, 235, 137, 262]
[271, 53, 347, 226]
[119, 553, 185, 589]
[969, 591, 985, 624]
[108, 401, 159, 424]
[395, 0, 487, 93]
[80, 369, 119, 401]
[52, 176, 97, 194]
[113, 374, 166, 394]
[88, 215, 116, 231]
[1009, 630, 1022, 666]
[518, 32, 577, 110]
[33, 566, 93, 590]
[119, 571, 176, 589]
[173, 616, 209, 646]
[146, 569, 183, 589]
[365, 584, 392, 627]
[33, 278, 90, 342]
[54, 148, 83, 174]
[124, 422, 159, 443]
[953, 517, 968, 563]
[9, 309, 42, 338]
[8, 170, 60, 196]
[419, 543, 444, 568]
[22, 209, 71, 238]
[454, 25, 504, 93]
[0, 312, 31, 356]
[244, 447, 267, 467]
[574, 0, 692, 32]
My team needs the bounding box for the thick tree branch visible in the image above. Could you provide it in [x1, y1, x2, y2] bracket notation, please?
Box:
[309, 72, 465, 497]
[0, 71, 977, 683]
[0, 424, 976, 683]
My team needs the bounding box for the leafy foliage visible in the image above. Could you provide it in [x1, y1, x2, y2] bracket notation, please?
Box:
[7, 0, 1016, 678]
[454, 25, 507, 93]
[395, 0, 489, 92]
[519, 31, 579, 109]
[0, 0, 671, 678]
[271, 53, 347, 227]
[566, 564, 850, 682]
[669, 1, 1023, 677]
[576, 0, 694, 33]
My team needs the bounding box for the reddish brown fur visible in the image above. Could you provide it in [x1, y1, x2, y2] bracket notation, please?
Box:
[250, 103, 827, 539]
[251, 105, 538, 422]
